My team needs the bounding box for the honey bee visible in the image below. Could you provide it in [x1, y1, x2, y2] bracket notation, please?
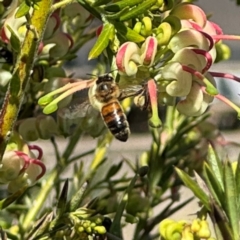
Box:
[88, 74, 144, 142]
[58, 74, 146, 141]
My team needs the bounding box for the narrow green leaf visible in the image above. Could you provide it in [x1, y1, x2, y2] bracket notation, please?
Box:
[175, 167, 210, 210]
[93, 0, 112, 7]
[115, 22, 145, 43]
[57, 179, 69, 215]
[210, 199, 234, 240]
[207, 144, 224, 190]
[110, 174, 138, 238]
[105, 7, 130, 20]
[6, 25, 21, 53]
[0, 186, 27, 209]
[106, 161, 123, 179]
[76, 0, 101, 19]
[223, 160, 240, 240]
[235, 154, 240, 208]
[119, 0, 157, 21]
[15, 1, 30, 18]
[88, 23, 114, 60]
[203, 163, 224, 207]
[68, 182, 87, 212]
[104, 0, 142, 12]
[26, 212, 54, 240]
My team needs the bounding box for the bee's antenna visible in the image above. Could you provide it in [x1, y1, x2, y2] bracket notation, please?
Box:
[86, 73, 97, 77]
[109, 69, 118, 74]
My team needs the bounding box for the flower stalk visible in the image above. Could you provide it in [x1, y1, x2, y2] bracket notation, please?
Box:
[0, 0, 53, 161]
[21, 168, 58, 231]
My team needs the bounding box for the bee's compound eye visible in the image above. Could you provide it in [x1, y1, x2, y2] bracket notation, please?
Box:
[106, 75, 113, 81]
[98, 84, 109, 91]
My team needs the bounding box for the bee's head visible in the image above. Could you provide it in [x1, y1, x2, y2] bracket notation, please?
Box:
[96, 74, 114, 84]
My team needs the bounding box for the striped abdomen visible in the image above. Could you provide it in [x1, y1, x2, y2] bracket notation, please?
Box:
[101, 101, 130, 142]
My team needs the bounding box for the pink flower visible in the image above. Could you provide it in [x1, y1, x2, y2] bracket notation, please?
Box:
[0, 133, 46, 193]
[116, 36, 158, 76]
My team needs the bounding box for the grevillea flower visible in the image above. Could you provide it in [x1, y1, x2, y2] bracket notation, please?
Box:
[116, 3, 240, 117]
[0, 132, 46, 193]
[0, 4, 28, 44]
[116, 36, 158, 76]
[159, 218, 213, 240]
[1, 5, 73, 60]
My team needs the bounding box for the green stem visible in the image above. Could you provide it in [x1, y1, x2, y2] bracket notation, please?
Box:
[50, 0, 75, 12]
[62, 126, 83, 162]
[21, 169, 58, 231]
[0, 0, 53, 160]
[68, 149, 95, 163]
[90, 132, 113, 170]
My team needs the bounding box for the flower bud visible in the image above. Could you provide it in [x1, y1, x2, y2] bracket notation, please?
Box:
[24, 162, 43, 184]
[116, 42, 141, 76]
[157, 22, 172, 46]
[177, 82, 203, 116]
[94, 226, 106, 234]
[7, 173, 29, 193]
[164, 222, 183, 240]
[35, 115, 59, 139]
[0, 151, 24, 182]
[164, 62, 192, 97]
[196, 220, 211, 238]
[141, 17, 152, 36]
[18, 118, 39, 141]
[133, 22, 142, 34]
[159, 219, 176, 238]
[43, 31, 73, 59]
[191, 218, 201, 232]
[169, 29, 209, 53]
[182, 225, 194, 240]
[140, 36, 158, 66]
[170, 3, 207, 28]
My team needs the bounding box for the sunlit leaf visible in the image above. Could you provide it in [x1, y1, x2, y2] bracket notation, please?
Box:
[110, 174, 138, 238]
[203, 162, 224, 207]
[207, 144, 224, 190]
[235, 154, 240, 207]
[223, 160, 240, 240]
[115, 22, 145, 43]
[175, 167, 210, 210]
[106, 161, 123, 179]
[88, 23, 114, 60]
[57, 179, 69, 215]
[15, 1, 30, 18]
[119, 0, 157, 21]
[68, 182, 87, 212]
[6, 25, 21, 53]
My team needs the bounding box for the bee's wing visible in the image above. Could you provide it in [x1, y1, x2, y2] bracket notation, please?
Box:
[118, 84, 144, 101]
[57, 88, 94, 119]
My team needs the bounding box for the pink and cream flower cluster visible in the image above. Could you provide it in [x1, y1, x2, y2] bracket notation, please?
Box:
[116, 3, 240, 117]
